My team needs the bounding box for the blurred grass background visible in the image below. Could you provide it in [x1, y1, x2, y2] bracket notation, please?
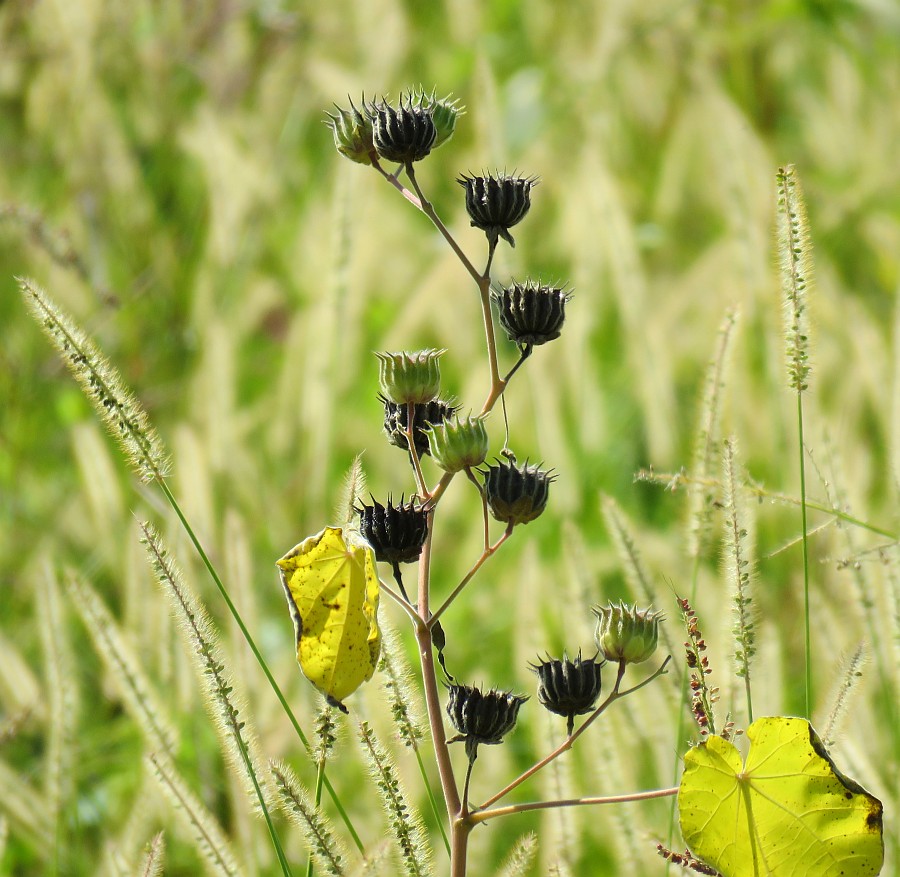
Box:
[1, 0, 899, 874]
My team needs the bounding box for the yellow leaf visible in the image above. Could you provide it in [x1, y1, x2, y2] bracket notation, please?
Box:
[277, 527, 381, 712]
[678, 716, 884, 877]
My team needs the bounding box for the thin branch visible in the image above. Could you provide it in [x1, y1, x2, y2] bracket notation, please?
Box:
[471, 786, 679, 824]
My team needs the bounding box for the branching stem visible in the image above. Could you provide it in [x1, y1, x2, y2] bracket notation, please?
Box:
[471, 786, 679, 824]
[429, 525, 514, 627]
[477, 658, 670, 811]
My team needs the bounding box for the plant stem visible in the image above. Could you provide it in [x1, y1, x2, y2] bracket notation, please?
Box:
[405, 401, 428, 497]
[428, 526, 514, 627]
[415, 513, 461, 820]
[305, 758, 328, 877]
[402, 163, 482, 284]
[414, 745, 452, 856]
[465, 467, 490, 550]
[450, 819, 473, 877]
[798, 393, 812, 718]
[157, 480, 364, 852]
[634, 470, 898, 541]
[477, 657, 670, 811]
[470, 786, 679, 824]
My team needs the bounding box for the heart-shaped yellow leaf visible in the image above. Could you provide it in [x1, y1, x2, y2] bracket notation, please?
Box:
[678, 716, 883, 877]
[277, 527, 381, 712]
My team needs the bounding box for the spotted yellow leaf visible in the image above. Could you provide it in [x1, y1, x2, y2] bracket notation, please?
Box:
[276, 527, 381, 712]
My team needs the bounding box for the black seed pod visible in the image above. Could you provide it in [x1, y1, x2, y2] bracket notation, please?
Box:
[355, 496, 428, 565]
[492, 280, 572, 347]
[481, 459, 555, 525]
[458, 172, 538, 247]
[369, 95, 437, 164]
[380, 395, 458, 457]
[530, 652, 603, 735]
[446, 683, 528, 760]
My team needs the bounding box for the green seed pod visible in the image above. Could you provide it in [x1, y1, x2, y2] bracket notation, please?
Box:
[324, 97, 375, 165]
[369, 94, 436, 164]
[492, 280, 572, 347]
[481, 458, 555, 525]
[376, 349, 445, 406]
[593, 601, 663, 665]
[458, 172, 538, 247]
[424, 414, 489, 473]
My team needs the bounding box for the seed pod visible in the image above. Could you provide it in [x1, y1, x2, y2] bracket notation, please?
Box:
[481, 459, 555, 525]
[324, 97, 376, 165]
[376, 349, 445, 406]
[409, 87, 464, 149]
[593, 601, 663, 665]
[355, 496, 428, 565]
[424, 414, 489, 473]
[458, 172, 538, 247]
[530, 652, 603, 735]
[492, 280, 572, 347]
[446, 683, 527, 760]
[369, 95, 437, 164]
[380, 395, 458, 457]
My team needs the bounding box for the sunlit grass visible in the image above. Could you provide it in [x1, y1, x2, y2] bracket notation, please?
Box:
[2, 0, 899, 874]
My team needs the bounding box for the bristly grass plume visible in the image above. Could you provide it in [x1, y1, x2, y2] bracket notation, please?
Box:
[776, 165, 815, 718]
[18, 277, 170, 483]
[776, 166, 813, 394]
[721, 437, 757, 723]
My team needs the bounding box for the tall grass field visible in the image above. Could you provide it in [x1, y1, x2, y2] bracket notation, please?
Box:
[1, 1, 898, 874]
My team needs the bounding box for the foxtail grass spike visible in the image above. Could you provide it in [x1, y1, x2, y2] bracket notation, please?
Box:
[139, 522, 272, 815]
[494, 832, 538, 877]
[137, 832, 166, 877]
[65, 573, 178, 757]
[776, 167, 813, 393]
[270, 759, 347, 877]
[722, 438, 757, 723]
[18, 277, 170, 483]
[820, 643, 867, 749]
[378, 623, 426, 750]
[776, 164, 814, 719]
[147, 752, 244, 877]
[37, 566, 77, 845]
[378, 622, 450, 855]
[315, 701, 339, 764]
[356, 721, 433, 877]
[687, 308, 739, 560]
[336, 454, 368, 529]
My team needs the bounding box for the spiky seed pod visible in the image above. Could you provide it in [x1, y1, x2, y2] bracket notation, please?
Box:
[380, 395, 458, 456]
[530, 652, 603, 734]
[492, 280, 572, 347]
[424, 414, 489, 473]
[446, 683, 527, 760]
[481, 459, 555, 525]
[458, 172, 538, 247]
[593, 601, 663, 665]
[409, 88, 465, 149]
[355, 496, 429, 565]
[324, 97, 375, 165]
[369, 95, 437, 164]
[376, 349, 445, 406]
